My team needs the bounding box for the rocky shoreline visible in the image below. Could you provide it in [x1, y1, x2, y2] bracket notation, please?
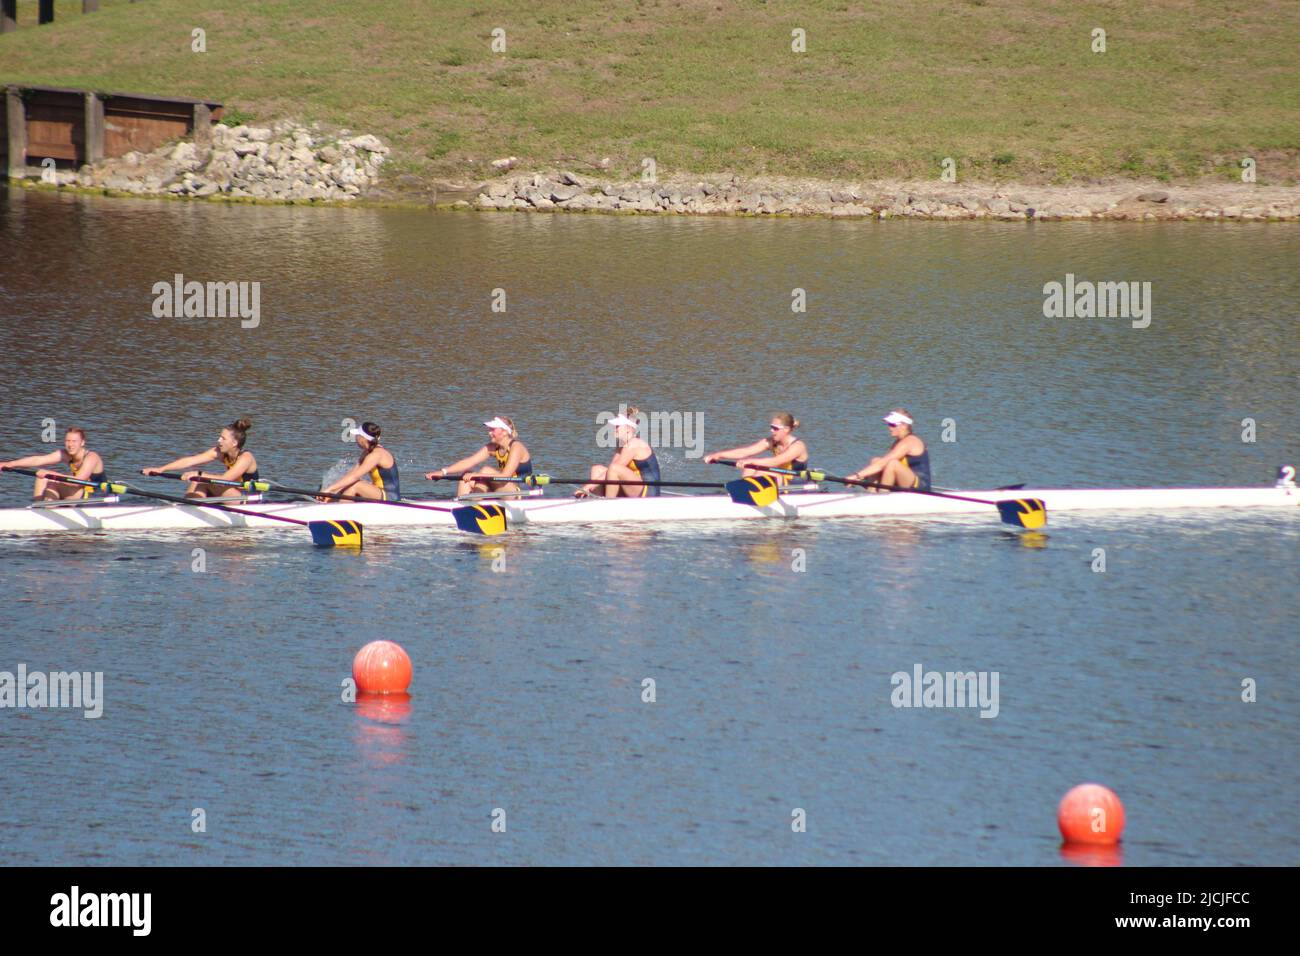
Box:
[468, 171, 1300, 221]
[14, 128, 1299, 220]
[35, 121, 389, 202]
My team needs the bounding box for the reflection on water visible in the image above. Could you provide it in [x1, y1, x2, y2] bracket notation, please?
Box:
[1, 191, 1297, 866]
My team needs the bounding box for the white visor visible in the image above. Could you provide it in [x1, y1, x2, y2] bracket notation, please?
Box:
[348, 427, 376, 441]
[483, 418, 511, 431]
[606, 414, 638, 429]
[882, 412, 913, 426]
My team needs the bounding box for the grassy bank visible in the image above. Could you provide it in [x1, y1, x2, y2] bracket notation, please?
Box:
[3, 0, 1297, 185]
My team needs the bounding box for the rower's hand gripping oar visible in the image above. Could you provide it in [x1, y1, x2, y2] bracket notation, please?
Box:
[1, 466, 127, 495]
[711, 460, 1047, 528]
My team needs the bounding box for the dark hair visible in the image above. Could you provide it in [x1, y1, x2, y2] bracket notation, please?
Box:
[358, 421, 382, 459]
[225, 417, 252, 449]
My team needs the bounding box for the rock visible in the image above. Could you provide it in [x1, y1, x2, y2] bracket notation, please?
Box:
[246, 127, 273, 142]
[1222, 205, 1241, 218]
[701, 183, 718, 196]
[170, 142, 197, 164]
[1137, 191, 1169, 203]
[290, 147, 315, 164]
[551, 185, 582, 202]
[193, 182, 220, 197]
[558, 170, 584, 186]
[317, 145, 342, 165]
[987, 198, 1011, 215]
[233, 141, 265, 157]
[491, 156, 518, 171]
[960, 198, 981, 212]
[486, 183, 512, 199]
[345, 134, 387, 154]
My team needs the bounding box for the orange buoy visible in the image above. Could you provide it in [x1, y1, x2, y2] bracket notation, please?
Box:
[352, 640, 412, 694]
[1058, 783, 1125, 845]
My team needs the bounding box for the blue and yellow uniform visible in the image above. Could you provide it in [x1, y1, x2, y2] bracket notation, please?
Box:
[768, 441, 808, 485]
[368, 460, 401, 501]
[627, 449, 661, 497]
[897, 442, 931, 491]
[221, 450, 259, 483]
[70, 458, 106, 499]
[491, 444, 532, 480]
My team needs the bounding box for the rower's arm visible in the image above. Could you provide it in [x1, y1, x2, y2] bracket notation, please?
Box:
[703, 440, 767, 463]
[849, 439, 916, 480]
[145, 449, 218, 475]
[432, 447, 489, 477]
[0, 450, 65, 470]
[321, 451, 380, 495]
[746, 440, 807, 469]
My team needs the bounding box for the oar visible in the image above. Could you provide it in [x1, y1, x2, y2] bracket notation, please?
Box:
[712, 461, 1047, 528]
[125, 482, 362, 547]
[0, 466, 126, 494]
[143, 470, 461, 514]
[525, 475, 726, 490]
[142, 470, 272, 492]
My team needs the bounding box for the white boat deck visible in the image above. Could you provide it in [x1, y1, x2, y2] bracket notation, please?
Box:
[0, 484, 1294, 533]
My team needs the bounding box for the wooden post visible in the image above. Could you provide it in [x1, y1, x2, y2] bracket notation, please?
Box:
[5, 87, 27, 179]
[38, 0, 54, 26]
[2, 0, 17, 34]
[193, 103, 213, 147]
[83, 91, 105, 165]
[84, 1, 100, 12]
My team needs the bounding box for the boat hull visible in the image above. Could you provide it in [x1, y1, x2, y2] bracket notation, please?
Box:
[0, 486, 1294, 534]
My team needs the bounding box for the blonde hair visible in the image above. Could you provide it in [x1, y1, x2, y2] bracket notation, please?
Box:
[772, 411, 800, 430]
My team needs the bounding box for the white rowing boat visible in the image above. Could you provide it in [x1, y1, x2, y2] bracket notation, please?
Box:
[0, 481, 1294, 534]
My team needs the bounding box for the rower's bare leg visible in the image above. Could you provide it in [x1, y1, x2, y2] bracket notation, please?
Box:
[36, 478, 80, 501]
[878, 460, 916, 490]
[605, 462, 640, 498]
[346, 480, 384, 501]
[576, 465, 607, 497]
[185, 480, 207, 499]
[459, 466, 503, 497]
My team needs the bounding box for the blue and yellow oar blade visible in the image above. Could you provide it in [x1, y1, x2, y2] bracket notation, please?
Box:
[725, 474, 781, 508]
[453, 503, 508, 536]
[996, 498, 1047, 529]
[308, 519, 364, 548]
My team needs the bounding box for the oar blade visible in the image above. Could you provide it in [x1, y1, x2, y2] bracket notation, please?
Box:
[308, 519, 364, 548]
[453, 503, 508, 536]
[726, 474, 781, 508]
[996, 498, 1047, 529]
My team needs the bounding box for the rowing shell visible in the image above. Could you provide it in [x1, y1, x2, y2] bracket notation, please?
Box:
[0, 484, 1294, 534]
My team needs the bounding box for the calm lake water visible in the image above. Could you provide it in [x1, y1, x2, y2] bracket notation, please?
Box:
[1, 187, 1297, 865]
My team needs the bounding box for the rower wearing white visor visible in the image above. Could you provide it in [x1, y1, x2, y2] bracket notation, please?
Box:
[426, 416, 533, 497]
[319, 421, 401, 501]
[847, 409, 931, 492]
[576, 407, 661, 498]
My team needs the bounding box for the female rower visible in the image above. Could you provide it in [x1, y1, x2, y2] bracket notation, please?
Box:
[0, 427, 106, 500]
[576, 408, 660, 498]
[426, 417, 533, 497]
[319, 422, 401, 501]
[846, 409, 931, 491]
[141, 417, 259, 498]
[703, 411, 809, 483]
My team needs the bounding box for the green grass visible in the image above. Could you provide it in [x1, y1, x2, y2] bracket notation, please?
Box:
[2, 0, 1297, 184]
